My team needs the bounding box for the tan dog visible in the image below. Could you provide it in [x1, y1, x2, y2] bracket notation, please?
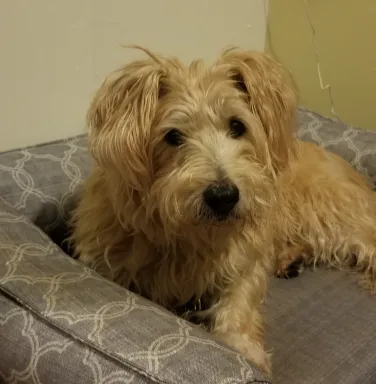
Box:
[71, 46, 376, 376]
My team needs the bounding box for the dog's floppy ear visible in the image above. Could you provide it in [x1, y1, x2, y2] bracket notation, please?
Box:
[220, 48, 297, 171]
[87, 50, 166, 190]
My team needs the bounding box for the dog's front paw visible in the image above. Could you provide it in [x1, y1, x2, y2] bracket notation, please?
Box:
[243, 343, 272, 378]
[219, 331, 271, 377]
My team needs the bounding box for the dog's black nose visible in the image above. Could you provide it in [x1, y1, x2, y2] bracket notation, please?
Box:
[203, 183, 239, 216]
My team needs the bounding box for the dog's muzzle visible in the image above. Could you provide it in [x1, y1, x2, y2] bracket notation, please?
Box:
[203, 182, 239, 220]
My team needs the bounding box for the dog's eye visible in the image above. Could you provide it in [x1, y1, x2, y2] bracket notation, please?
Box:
[229, 119, 246, 138]
[164, 129, 184, 147]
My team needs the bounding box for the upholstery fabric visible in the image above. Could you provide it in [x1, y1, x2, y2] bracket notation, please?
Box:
[0, 135, 91, 252]
[267, 270, 376, 384]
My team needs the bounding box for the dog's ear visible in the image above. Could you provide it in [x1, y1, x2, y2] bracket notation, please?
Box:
[219, 49, 297, 171]
[87, 53, 166, 190]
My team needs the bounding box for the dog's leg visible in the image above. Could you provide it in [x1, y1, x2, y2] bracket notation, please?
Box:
[208, 262, 271, 376]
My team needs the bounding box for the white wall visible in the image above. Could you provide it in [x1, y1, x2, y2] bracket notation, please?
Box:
[0, 0, 267, 151]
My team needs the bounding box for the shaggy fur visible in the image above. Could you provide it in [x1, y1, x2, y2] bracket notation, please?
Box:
[274, 141, 376, 290]
[71, 46, 376, 377]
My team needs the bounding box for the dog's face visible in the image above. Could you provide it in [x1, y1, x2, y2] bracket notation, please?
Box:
[88, 47, 296, 233]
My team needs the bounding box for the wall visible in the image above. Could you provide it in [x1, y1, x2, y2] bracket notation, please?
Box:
[267, 0, 376, 130]
[0, 0, 268, 151]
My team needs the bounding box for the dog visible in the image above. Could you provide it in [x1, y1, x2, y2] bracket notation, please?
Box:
[71, 46, 376, 377]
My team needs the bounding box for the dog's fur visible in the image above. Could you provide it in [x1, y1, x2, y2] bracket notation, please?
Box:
[274, 141, 376, 289]
[71, 46, 376, 376]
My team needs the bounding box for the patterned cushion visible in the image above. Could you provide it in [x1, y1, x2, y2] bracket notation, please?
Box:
[297, 107, 376, 184]
[0, 197, 269, 384]
[0, 135, 91, 252]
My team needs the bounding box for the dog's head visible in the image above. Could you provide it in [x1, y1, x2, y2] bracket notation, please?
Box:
[88, 46, 297, 234]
